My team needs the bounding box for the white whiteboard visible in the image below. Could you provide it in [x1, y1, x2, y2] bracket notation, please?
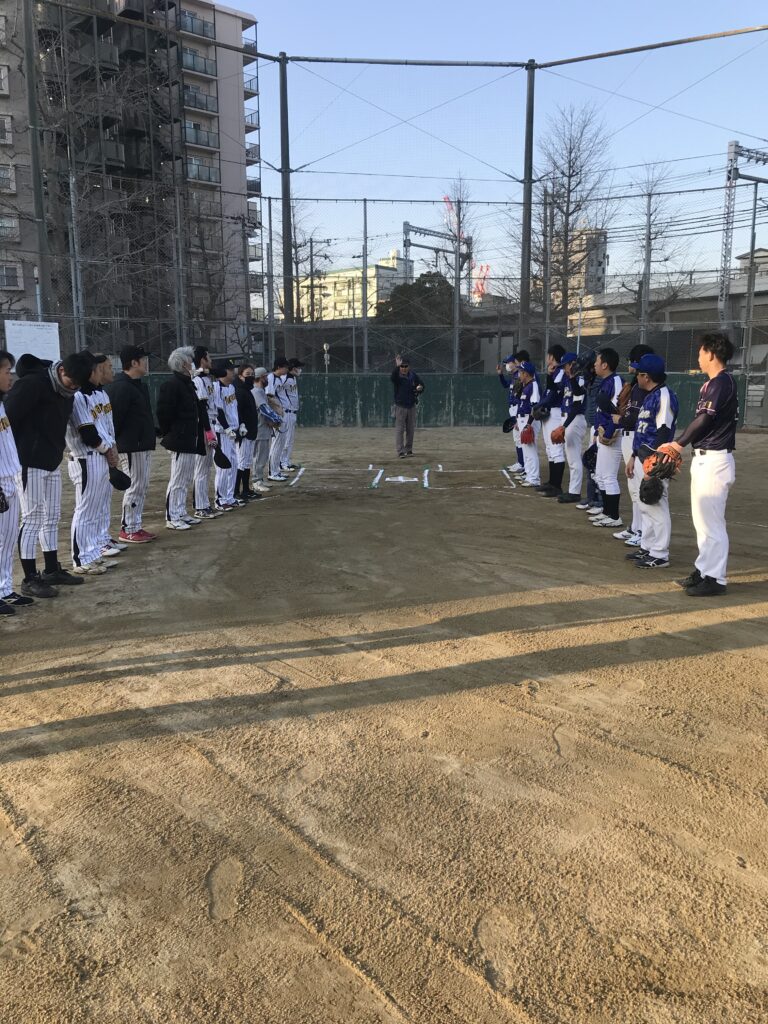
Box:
[4, 321, 61, 362]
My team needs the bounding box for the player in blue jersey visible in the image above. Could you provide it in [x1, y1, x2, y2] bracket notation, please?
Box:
[590, 348, 625, 529]
[516, 360, 542, 487]
[625, 354, 679, 569]
[534, 344, 567, 497]
[660, 333, 739, 597]
[497, 350, 528, 474]
[613, 344, 655, 546]
[555, 352, 587, 503]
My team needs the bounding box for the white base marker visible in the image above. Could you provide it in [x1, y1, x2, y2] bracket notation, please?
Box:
[370, 468, 384, 488]
[501, 468, 517, 489]
[288, 467, 306, 487]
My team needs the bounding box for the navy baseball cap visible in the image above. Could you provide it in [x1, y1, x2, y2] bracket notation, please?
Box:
[211, 358, 235, 377]
[519, 360, 536, 375]
[631, 353, 665, 376]
[559, 352, 578, 367]
[502, 353, 517, 363]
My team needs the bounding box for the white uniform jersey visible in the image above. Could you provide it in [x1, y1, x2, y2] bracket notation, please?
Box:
[282, 374, 300, 412]
[214, 381, 239, 431]
[193, 372, 217, 431]
[92, 387, 116, 447]
[0, 399, 21, 479]
[66, 390, 109, 458]
[266, 372, 289, 411]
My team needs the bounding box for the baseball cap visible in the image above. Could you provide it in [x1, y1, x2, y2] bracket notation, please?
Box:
[288, 358, 305, 369]
[631, 353, 665, 376]
[559, 352, 578, 367]
[252, 366, 268, 377]
[120, 344, 149, 365]
[502, 353, 517, 363]
[519, 360, 536, 375]
[211, 358, 235, 377]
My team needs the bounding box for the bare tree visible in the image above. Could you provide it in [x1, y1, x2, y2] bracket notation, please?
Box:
[274, 200, 333, 322]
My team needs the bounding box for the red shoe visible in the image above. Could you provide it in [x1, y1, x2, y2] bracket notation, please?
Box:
[119, 529, 155, 544]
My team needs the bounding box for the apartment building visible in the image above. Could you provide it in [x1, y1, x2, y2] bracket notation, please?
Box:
[0, 0, 263, 356]
[294, 251, 413, 322]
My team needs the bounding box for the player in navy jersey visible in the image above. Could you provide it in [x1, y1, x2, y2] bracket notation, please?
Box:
[497, 351, 528, 474]
[590, 348, 625, 529]
[556, 352, 588, 503]
[613, 344, 655, 546]
[661, 333, 739, 596]
[625, 355, 679, 569]
[516, 360, 542, 487]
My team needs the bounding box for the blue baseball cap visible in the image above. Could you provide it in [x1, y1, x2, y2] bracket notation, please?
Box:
[519, 360, 536, 376]
[559, 352, 578, 367]
[631, 353, 665, 377]
[502, 353, 517, 363]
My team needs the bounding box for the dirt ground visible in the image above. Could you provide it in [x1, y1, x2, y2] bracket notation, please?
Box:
[1, 426, 767, 1024]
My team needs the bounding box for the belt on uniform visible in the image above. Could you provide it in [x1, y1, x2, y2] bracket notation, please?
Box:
[694, 448, 733, 456]
[622, 430, 631, 436]
[68, 451, 96, 459]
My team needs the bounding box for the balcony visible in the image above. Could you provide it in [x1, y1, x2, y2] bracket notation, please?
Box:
[245, 143, 260, 165]
[242, 39, 258, 64]
[115, 0, 146, 19]
[183, 125, 219, 149]
[244, 111, 259, 132]
[124, 139, 153, 174]
[243, 75, 258, 99]
[187, 196, 222, 219]
[179, 12, 215, 39]
[122, 108, 149, 135]
[248, 241, 263, 261]
[249, 272, 264, 291]
[84, 140, 126, 170]
[183, 87, 218, 113]
[115, 24, 148, 58]
[181, 51, 217, 77]
[246, 212, 261, 231]
[186, 161, 220, 185]
[73, 41, 120, 77]
[246, 177, 261, 199]
[34, 3, 62, 33]
[78, 86, 121, 128]
[70, 0, 116, 32]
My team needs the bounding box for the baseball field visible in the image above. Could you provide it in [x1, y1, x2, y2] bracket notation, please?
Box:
[1, 426, 767, 1024]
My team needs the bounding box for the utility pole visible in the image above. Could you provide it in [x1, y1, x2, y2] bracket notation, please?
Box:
[267, 197, 276, 366]
[279, 53, 294, 333]
[453, 198, 461, 372]
[241, 216, 252, 347]
[309, 237, 315, 322]
[543, 187, 551, 346]
[639, 191, 652, 345]
[744, 181, 759, 390]
[22, 0, 52, 318]
[518, 58, 536, 345]
[362, 198, 369, 371]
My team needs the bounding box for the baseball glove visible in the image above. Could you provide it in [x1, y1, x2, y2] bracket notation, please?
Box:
[642, 446, 683, 481]
[582, 443, 598, 474]
[616, 380, 632, 417]
[520, 424, 535, 445]
[597, 425, 617, 446]
[531, 405, 550, 422]
[639, 475, 665, 506]
[108, 467, 131, 491]
[502, 417, 516, 434]
[550, 425, 565, 445]
[0, 485, 8, 514]
[512, 378, 525, 397]
[213, 447, 232, 470]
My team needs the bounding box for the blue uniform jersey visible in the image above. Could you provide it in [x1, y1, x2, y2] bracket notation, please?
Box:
[594, 373, 623, 438]
[498, 369, 520, 413]
[541, 368, 565, 412]
[561, 374, 586, 420]
[517, 379, 541, 424]
[633, 385, 679, 456]
[676, 371, 739, 451]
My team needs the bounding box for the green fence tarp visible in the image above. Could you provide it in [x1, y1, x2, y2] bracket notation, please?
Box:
[145, 373, 746, 430]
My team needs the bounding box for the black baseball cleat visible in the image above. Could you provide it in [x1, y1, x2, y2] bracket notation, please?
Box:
[635, 556, 670, 569]
[625, 548, 649, 561]
[398, 452, 407, 458]
[539, 485, 562, 498]
[3, 592, 35, 606]
[557, 493, 581, 504]
[42, 564, 84, 587]
[686, 576, 727, 597]
[21, 573, 59, 599]
[0, 600, 15, 616]
[405, 451, 414, 457]
[675, 568, 702, 589]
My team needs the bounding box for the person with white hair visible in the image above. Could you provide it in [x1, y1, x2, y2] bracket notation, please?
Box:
[156, 346, 206, 531]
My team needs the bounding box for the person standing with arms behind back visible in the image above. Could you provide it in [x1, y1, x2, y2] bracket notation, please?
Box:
[659, 332, 739, 597]
[157, 346, 205, 531]
[391, 354, 424, 458]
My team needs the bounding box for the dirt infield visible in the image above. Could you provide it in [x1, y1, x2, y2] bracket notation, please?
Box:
[2, 427, 767, 1024]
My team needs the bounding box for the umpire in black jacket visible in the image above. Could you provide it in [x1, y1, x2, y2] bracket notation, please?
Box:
[106, 344, 157, 543]
[156, 345, 206, 530]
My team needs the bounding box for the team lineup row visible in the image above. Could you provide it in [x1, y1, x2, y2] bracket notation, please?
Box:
[0, 343, 302, 616]
[494, 332, 739, 597]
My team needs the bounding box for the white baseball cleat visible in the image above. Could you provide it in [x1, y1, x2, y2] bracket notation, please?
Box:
[268, 474, 288, 482]
[613, 528, 636, 541]
[72, 562, 107, 575]
[521, 481, 539, 487]
[507, 463, 524, 473]
[166, 520, 192, 531]
[100, 545, 121, 557]
[593, 517, 623, 528]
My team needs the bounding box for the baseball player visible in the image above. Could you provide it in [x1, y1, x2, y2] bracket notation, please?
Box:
[233, 363, 261, 502]
[89, 354, 125, 562]
[612, 344, 655, 546]
[497, 350, 528, 474]
[190, 346, 222, 521]
[280, 358, 303, 472]
[590, 348, 625, 529]
[534, 343, 567, 497]
[66, 355, 118, 575]
[251, 366, 281, 492]
[157, 346, 205, 530]
[625, 354, 679, 569]
[5, 352, 89, 597]
[267, 358, 290, 480]
[554, 352, 587, 503]
[660, 332, 739, 597]
[0, 350, 32, 614]
[212, 360, 241, 509]
[575, 352, 603, 514]
[515, 360, 541, 487]
[108, 344, 158, 543]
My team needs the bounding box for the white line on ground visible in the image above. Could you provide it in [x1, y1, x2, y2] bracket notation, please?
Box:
[423, 469, 430, 488]
[367, 463, 373, 470]
[371, 468, 384, 488]
[437, 464, 443, 472]
[288, 467, 306, 487]
[500, 469, 517, 489]
[384, 476, 420, 483]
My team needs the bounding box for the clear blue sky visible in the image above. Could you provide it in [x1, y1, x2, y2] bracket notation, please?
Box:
[239, 1, 768, 287]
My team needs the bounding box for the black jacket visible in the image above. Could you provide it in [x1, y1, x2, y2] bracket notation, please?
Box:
[390, 367, 425, 408]
[234, 378, 259, 440]
[5, 356, 74, 471]
[106, 372, 156, 453]
[156, 371, 205, 455]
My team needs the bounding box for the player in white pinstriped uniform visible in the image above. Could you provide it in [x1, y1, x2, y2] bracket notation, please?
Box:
[267, 358, 290, 481]
[66, 367, 117, 575]
[212, 360, 240, 509]
[0, 350, 33, 615]
[89, 355, 126, 561]
[280, 359, 303, 472]
[191, 346, 222, 519]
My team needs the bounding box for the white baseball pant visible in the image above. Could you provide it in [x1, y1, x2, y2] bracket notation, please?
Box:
[543, 409, 565, 464]
[166, 452, 196, 522]
[691, 451, 735, 585]
[0, 474, 18, 597]
[638, 481, 671, 561]
[69, 453, 111, 567]
[621, 432, 642, 533]
[237, 437, 256, 471]
[215, 434, 237, 503]
[281, 413, 297, 467]
[194, 449, 213, 511]
[595, 437, 624, 496]
[17, 466, 62, 559]
[521, 422, 542, 485]
[119, 451, 152, 533]
[269, 425, 288, 477]
[563, 416, 587, 495]
[252, 436, 270, 483]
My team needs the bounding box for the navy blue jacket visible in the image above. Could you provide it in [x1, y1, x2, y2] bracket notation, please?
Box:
[391, 368, 425, 408]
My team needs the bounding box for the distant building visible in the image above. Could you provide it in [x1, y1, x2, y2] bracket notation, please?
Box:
[291, 250, 413, 322]
[551, 228, 608, 307]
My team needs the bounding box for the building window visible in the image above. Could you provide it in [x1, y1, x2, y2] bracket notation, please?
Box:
[0, 116, 12, 145]
[0, 66, 8, 95]
[0, 163, 15, 192]
[0, 17, 6, 46]
[0, 214, 19, 239]
[0, 263, 22, 289]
